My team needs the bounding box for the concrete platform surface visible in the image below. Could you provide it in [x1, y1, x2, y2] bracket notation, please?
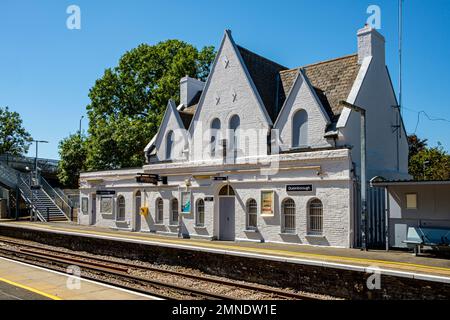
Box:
[0, 256, 156, 300]
[1, 221, 450, 280]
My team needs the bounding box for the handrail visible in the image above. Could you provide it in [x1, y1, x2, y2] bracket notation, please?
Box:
[0, 162, 19, 187]
[54, 187, 74, 208]
[39, 177, 72, 221]
[17, 176, 45, 222]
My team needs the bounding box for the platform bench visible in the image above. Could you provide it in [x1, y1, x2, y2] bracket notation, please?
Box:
[403, 226, 450, 255]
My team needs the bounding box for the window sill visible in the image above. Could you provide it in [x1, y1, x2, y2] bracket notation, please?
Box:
[306, 234, 325, 238]
[168, 224, 180, 228]
[153, 223, 165, 226]
[194, 226, 207, 229]
[244, 229, 259, 233]
[279, 232, 298, 236]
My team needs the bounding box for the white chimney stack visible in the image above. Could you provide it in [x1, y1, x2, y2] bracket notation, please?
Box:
[180, 76, 205, 107]
[357, 24, 385, 65]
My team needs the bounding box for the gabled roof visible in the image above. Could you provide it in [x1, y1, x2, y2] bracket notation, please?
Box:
[279, 54, 361, 120]
[237, 46, 288, 122]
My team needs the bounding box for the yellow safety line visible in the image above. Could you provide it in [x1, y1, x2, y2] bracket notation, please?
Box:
[0, 276, 62, 300]
[9, 222, 450, 275]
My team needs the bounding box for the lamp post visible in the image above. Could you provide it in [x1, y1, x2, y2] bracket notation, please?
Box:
[340, 101, 368, 251]
[79, 115, 84, 137]
[32, 140, 48, 185]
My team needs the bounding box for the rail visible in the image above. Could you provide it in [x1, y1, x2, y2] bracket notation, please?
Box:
[40, 177, 72, 221]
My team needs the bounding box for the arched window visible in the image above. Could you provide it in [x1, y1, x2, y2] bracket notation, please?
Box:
[117, 195, 126, 221]
[308, 199, 323, 235]
[155, 198, 163, 223]
[210, 118, 221, 157]
[292, 109, 308, 148]
[246, 199, 257, 230]
[282, 198, 296, 234]
[229, 115, 240, 158]
[196, 199, 205, 227]
[170, 198, 179, 225]
[219, 185, 235, 196]
[166, 130, 174, 159]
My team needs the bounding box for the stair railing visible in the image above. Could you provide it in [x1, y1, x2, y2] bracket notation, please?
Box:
[39, 177, 72, 221]
[17, 175, 46, 222]
[0, 161, 19, 188]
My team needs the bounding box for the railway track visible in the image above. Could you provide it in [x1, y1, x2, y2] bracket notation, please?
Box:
[0, 237, 321, 300]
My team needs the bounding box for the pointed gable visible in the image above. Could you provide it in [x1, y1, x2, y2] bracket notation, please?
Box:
[278, 54, 361, 120]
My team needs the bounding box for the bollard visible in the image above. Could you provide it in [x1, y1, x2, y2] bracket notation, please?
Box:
[46, 207, 50, 222]
[70, 207, 74, 221]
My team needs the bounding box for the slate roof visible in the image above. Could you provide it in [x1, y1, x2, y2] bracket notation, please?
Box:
[279, 54, 361, 120]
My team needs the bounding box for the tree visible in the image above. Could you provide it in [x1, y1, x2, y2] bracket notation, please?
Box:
[408, 135, 450, 180]
[85, 40, 215, 170]
[0, 106, 32, 156]
[57, 133, 88, 188]
[407, 134, 428, 157]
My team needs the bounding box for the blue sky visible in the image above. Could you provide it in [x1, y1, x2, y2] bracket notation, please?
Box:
[0, 0, 449, 159]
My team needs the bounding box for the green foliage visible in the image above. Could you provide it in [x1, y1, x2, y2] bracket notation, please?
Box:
[57, 133, 88, 188]
[57, 40, 215, 183]
[0, 106, 32, 156]
[408, 135, 450, 180]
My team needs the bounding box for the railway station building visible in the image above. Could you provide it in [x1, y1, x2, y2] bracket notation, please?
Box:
[79, 25, 410, 248]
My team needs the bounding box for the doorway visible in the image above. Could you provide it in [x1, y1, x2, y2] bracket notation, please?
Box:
[218, 185, 236, 241]
[135, 191, 142, 232]
[91, 194, 97, 225]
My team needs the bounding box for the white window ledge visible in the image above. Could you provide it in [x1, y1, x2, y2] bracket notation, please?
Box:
[194, 225, 207, 229]
[306, 234, 325, 238]
[153, 223, 165, 227]
[279, 232, 298, 236]
[244, 229, 259, 233]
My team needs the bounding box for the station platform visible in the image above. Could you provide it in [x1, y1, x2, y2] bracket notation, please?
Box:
[0, 256, 155, 300]
[1, 221, 450, 283]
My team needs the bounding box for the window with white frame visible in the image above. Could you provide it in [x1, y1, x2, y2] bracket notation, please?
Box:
[196, 199, 205, 227]
[308, 199, 323, 235]
[117, 195, 126, 221]
[282, 198, 296, 234]
[210, 118, 221, 158]
[170, 198, 179, 225]
[246, 199, 257, 230]
[166, 130, 174, 160]
[155, 198, 163, 223]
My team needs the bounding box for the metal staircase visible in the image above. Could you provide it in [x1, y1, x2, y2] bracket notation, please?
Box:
[0, 161, 71, 222]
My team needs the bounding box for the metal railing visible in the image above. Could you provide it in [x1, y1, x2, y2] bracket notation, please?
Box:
[17, 175, 46, 222]
[40, 177, 72, 221]
[0, 161, 19, 188]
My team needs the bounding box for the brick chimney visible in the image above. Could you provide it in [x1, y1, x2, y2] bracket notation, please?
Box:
[357, 24, 385, 65]
[180, 76, 205, 107]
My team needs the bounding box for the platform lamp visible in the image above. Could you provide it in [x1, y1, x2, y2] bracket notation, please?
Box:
[340, 101, 368, 251]
[32, 140, 48, 185]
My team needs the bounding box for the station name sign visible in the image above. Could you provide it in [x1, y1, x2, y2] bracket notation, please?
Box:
[136, 174, 159, 184]
[96, 190, 116, 195]
[136, 174, 168, 185]
[286, 185, 313, 192]
[213, 176, 228, 181]
[204, 197, 214, 202]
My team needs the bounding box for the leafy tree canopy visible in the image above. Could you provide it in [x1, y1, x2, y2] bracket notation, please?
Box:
[57, 133, 88, 188]
[58, 40, 215, 185]
[408, 135, 450, 180]
[0, 106, 32, 156]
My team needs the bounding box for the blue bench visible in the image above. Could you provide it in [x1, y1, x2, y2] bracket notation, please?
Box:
[403, 226, 450, 255]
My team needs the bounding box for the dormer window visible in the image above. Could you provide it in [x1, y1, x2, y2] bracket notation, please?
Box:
[292, 109, 308, 148]
[166, 130, 174, 159]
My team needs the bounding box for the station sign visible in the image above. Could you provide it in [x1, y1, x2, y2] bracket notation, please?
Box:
[96, 190, 116, 195]
[213, 176, 228, 181]
[204, 197, 214, 202]
[286, 184, 313, 192]
[136, 174, 159, 185]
